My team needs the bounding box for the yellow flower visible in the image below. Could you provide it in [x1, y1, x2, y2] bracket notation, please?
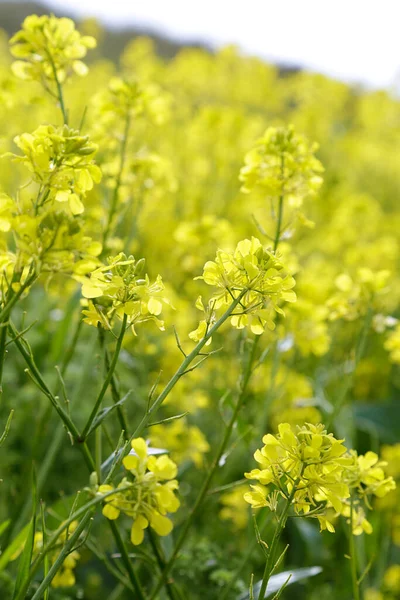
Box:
[9, 124, 101, 215]
[10, 15, 96, 86]
[193, 237, 296, 336]
[239, 125, 323, 205]
[80, 253, 169, 332]
[99, 438, 180, 545]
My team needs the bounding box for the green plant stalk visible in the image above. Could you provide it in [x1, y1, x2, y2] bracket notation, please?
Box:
[81, 313, 128, 439]
[327, 306, 373, 428]
[30, 511, 93, 600]
[134, 289, 247, 439]
[147, 529, 183, 600]
[150, 334, 259, 599]
[350, 496, 361, 600]
[8, 321, 95, 473]
[15, 484, 134, 594]
[0, 272, 37, 325]
[102, 110, 131, 250]
[273, 194, 284, 253]
[109, 520, 147, 600]
[46, 51, 68, 125]
[257, 480, 299, 600]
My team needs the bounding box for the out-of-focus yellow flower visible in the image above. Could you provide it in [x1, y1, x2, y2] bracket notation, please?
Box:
[10, 15, 96, 84]
[219, 485, 249, 530]
[240, 125, 323, 206]
[150, 418, 210, 468]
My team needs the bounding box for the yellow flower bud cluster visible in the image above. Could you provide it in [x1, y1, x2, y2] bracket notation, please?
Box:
[99, 438, 180, 545]
[244, 423, 396, 535]
[10, 15, 96, 84]
[239, 125, 323, 207]
[190, 237, 296, 339]
[10, 124, 101, 215]
[80, 252, 169, 332]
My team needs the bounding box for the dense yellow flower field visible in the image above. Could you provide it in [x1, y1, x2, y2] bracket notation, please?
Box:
[0, 14, 400, 600]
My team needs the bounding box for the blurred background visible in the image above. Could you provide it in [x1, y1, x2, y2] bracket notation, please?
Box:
[2, 0, 400, 90]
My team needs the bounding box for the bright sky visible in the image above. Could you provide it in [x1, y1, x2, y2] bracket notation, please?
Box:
[43, 0, 400, 88]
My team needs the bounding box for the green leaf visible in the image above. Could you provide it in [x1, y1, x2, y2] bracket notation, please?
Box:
[238, 567, 322, 599]
[12, 469, 37, 599]
[0, 519, 10, 538]
[87, 390, 132, 436]
[0, 524, 30, 572]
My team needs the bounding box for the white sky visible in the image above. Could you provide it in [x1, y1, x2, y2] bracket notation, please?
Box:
[39, 0, 400, 88]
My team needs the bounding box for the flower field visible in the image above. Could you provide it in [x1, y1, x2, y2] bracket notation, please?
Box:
[0, 13, 400, 600]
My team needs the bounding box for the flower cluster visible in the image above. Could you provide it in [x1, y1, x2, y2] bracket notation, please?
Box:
[239, 125, 324, 206]
[10, 15, 96, 84]
[244, 423, 351, 532]
[9, 125, 101, 215]
[190, 237, 296, 338]
[245, 423, 396, 534]
[99, 438, 180, 545]
[80, 252, 169, 332]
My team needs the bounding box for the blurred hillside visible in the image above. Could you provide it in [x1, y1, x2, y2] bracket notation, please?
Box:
[0, 1, 209, 61]
[0, 1, 301, 73]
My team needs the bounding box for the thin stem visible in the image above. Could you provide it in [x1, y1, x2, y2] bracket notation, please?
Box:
[147, 529, 182, 600]
[257, 476, 300, 600]
[150, 334, 259, 599]
[46, 51, 68, 125]
[273, 195, 284, 253]
[109, 520, 147, 600]
[134, 289, 247, 439]
[81, 314, 128, 439]
[102, 111, 131, 250]
[273, 156, 285, 252]
[350, 496, 361, 600]
[30, 511, 93, 600]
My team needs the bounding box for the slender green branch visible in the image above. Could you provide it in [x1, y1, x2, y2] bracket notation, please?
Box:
[102, 111, 131, 250]
[81, 314, 128, 439]
[8, 320, 95, 473]
[350, 496, 361, 600]
[150, 334, 260, 599]
[109, 520, 147, 600]
[46, 50, 68, 125]
[30, 511, 93, 600]
[134, 289, 247, 439]
[257, 474, 301, 600]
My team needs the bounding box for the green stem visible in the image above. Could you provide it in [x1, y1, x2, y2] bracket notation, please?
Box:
[350, 496, 361, 600]
[81, 314, 128, 439]
[109, 520, 147, 600]
[0, 272, 37, 324]
[8, 320, 95, 473]
[102, 111, 131, 251]
[30, 511, 93, 600]
[47, 51, 68, 125]
[15, 484, 134, 596]
[273, 194, 284, 253]
[134, 289, 247, 439]
[150, 334, 259, 599]
[220, 510, 271, 600]
[257, 479, 299, 600]
[147, 529, 182, 600]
